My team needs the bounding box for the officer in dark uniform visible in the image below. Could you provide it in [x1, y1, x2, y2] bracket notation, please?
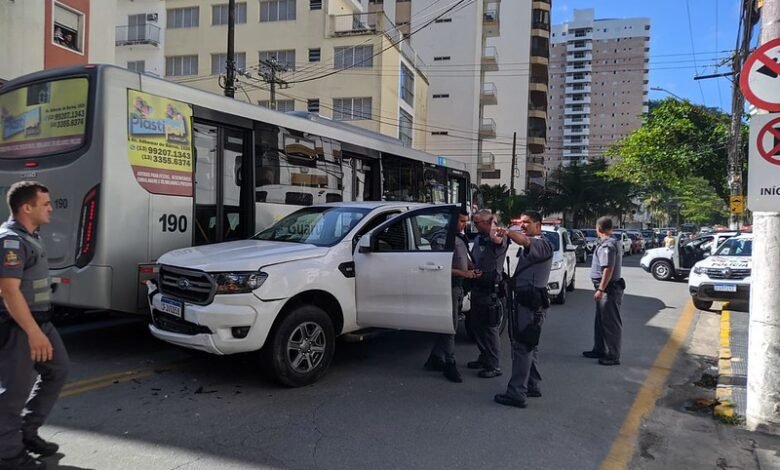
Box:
[583, 216, 624, 366]
[468, 210, 508, 378]
[494, 211, 553, 408]
[0, 181, 69, 470]
[424, 210, 480, 383]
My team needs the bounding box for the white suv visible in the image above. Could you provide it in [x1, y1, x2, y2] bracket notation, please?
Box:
[688, 234, 752, 310]
[541, 226, 577, 304]
[148, 202, 463, 387]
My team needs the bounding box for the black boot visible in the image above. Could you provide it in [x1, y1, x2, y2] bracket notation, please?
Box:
[0, 451, 46, 470]
[423, 356, 444, 372]
[442, 361, 463, 383]
[23, 435, 59, 457]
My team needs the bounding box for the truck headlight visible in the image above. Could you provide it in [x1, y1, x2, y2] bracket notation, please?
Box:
[551, 260, 563, 270]
[693, 266, 706, 275]
[213, 272, 268, 294]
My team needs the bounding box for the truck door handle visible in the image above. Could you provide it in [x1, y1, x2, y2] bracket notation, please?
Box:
[419, 264, 444, 271]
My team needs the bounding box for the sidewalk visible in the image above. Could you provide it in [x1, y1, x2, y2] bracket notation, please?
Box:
[716, 306, 780, 470]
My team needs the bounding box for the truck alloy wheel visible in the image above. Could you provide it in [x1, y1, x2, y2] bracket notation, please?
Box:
[651, 260, 673, 281]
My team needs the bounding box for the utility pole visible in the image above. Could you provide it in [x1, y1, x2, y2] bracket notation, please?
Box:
[510, 131, 517, 195]
[747, 0, 780, 435]
[259, 57, 289, 110]
[223, 0, 236, 98]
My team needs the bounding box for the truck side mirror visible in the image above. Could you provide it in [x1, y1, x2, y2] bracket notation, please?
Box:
[358, 235, 373, 254]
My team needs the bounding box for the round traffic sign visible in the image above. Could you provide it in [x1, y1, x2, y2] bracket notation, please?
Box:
[757, 116, 780, 166]
[740, 38, 780, 111]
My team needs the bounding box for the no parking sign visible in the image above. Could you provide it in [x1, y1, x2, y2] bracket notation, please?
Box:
[740, 38, 780, 111]
[748, 113, 780, 211]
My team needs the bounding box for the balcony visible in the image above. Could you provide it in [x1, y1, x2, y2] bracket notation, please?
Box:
[568, 52, 592, 62]
[482, 46, 499, 72]
[565, 85, 591, 94]
[532, 0, 551, 11]
[564, 136, 589, 146]
[527, 121, 546, 154]
[564, 95, 591, 106]
[528, 105, 546, 120]
[566, 41, 592, 53]
[115, 24, 161, 47]
[566, 63, 591, 74]
[479, 118, 496, 138]
[564, 117, 590, 126]
[564, 126, 589, 136]
[526, 156, 545, 177]
[481, 82, 498, 105]
[569, 29, 593, 41]
[483, 2, 500, 37]
[479, 152, 495, 171]
[565, 74, 589, 84]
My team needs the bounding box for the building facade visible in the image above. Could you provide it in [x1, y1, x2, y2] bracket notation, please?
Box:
[407, 0, 549, 191]
[115, 0, 166, 77]
[158, 0, 429, 148]
[547, 8, 650, 168]
[0, 0, 116, 84]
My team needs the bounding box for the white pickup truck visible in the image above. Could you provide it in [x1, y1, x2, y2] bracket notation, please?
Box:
[688, 234, 753, 310]
[147, 202, 463, 387]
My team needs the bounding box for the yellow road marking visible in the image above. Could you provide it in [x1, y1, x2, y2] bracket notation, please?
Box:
[60, 361, 187, 398]
[600, 300, 697, 470]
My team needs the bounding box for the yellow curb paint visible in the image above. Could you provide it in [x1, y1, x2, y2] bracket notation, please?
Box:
[600, 300, 697, 470]
[716, 387, 733, 401]
[60, 361, 187, 398]
[714, 404, 735, 418]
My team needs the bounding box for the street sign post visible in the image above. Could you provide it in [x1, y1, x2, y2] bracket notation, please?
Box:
[740, 38, 780, 111]
[748, 113, 780, 211]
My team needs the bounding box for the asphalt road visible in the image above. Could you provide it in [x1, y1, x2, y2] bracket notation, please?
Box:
[39, 253, 694, 470]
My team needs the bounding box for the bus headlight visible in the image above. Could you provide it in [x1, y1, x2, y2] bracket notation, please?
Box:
[213, 272, 268, 294]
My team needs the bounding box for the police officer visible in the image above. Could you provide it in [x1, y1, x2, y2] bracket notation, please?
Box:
[424, 210, 480, 383]
[494, 211, 553, 408]
[0, 181, 69, 470]
[467, 209, 508, 378]
[583, 216, 624, 366]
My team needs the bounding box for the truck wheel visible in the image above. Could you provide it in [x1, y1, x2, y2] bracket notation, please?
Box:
[692, 299, 713, 311]
[263, 305, 335, 387]
[566, 272, 576, 292]
[651, 260, 674, 281]
[552, 276, 567, 304]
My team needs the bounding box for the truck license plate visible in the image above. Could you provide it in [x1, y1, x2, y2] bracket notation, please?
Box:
[713, 284, 737, 293]
[160, 297, 183, 318]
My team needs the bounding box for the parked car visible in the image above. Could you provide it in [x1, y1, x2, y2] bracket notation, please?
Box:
[641, 230, 657, 249]
[626, 231, 645, 254]
[611, 230, 633, 256]
[542, 225, 578, 304]
[689, 234, 753, 310]
[640, 232, 738, 281]
[567, 228, 589, 263]
[578, 228, 599, 253]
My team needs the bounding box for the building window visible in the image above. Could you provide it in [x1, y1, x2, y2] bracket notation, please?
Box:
[259, 50, 296, 71]
[212, 3, 247, 25]
[307, 99, 320, 113]
[167, 7, 199, 28]
[400, 64, 414, 106]
[334, 46, 374, 69]
[333, 97, 372, 121]
[211, 53, 246, 74]
[53, 2, 84, 53]
[399, 109, 413, 146]
[310, 0, 323, 10]
[258, 100, 295, 112]
[432, 94, 450, 99]
[166, 55, 199, 76]
[127, 61, 145, 73]
[433, 56, 451, 61]
[260, 0, 296, 22]
[308, 48, 321, 62]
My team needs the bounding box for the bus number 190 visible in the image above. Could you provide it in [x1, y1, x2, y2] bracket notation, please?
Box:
[159, 214, 187, 233]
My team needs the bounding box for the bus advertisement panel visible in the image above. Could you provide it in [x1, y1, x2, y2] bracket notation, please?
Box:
[0, 78, 88, 157]
[127, 90, 193, 196]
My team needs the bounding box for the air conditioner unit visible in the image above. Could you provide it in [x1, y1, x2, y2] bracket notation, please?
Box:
[146, 13, 158, 22]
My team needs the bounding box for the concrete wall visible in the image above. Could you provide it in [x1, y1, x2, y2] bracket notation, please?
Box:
[0, 1, 46, 81]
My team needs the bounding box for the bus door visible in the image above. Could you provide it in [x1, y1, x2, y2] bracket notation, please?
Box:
[343, 152, 379, 201]
[446, 169, 470, 210]
[191, 118, 254, 246]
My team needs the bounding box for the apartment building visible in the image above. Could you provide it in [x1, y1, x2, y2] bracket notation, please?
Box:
[408, 0, 549, 191]
[115, 0, 166, 77]
[0, 0, 116, 84]
[155, 0, 428, 148]
[547, 8, 650, 168]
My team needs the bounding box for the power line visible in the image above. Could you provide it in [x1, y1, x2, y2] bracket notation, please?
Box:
[685, 0, 708, 105]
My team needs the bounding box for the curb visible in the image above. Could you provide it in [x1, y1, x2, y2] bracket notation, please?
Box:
[715, 307, 747, 421]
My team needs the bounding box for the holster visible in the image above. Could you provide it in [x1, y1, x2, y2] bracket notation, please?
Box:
[606, 278, 626, 293]
[515, 287, 550, 311]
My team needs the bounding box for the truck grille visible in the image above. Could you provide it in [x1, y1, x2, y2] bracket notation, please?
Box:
[159, 265, 215, 305]
[151, 310, 212, 336]
[704, 268, 751, 280]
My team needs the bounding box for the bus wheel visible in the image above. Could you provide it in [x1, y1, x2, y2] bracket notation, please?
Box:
[263, 305, 335, 387]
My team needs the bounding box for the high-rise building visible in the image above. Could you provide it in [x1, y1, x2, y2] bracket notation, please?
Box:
[0, 0, 117, 84]
[410, 0, 550, 190]
[547, 8, 650, 168]
[115, 0, 167, 78]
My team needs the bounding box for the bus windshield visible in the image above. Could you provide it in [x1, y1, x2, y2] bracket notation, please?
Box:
[253, 206, 370, 246]
[0, 77, 89, 158]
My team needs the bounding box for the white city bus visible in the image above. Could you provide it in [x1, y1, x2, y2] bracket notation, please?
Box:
[0, 64, 472, 315]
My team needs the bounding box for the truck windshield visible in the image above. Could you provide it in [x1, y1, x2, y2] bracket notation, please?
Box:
[713, 238, 752, 257]
[253, 206, 371, 246]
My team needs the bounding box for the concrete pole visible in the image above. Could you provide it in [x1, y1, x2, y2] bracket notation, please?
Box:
[746, 0, 780, 435]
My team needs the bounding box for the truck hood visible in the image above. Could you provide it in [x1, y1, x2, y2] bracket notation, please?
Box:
[695, 256, 752, 270]
[644, 247, 673, 258]
[158, 240, 329, 272]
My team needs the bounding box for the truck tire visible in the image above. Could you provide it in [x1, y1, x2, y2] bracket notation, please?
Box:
[692, 298, 713, 311]
[651, 260, 674, 281]
[566, 272, 576, 292]
[263, 305, 336, 387]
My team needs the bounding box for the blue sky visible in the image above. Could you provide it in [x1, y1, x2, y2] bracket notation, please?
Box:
[552, 0, 745, 112]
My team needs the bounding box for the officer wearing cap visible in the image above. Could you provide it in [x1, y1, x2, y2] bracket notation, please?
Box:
[467, 209, 509, 379]
[494, 211, 553, 408]
[583, 216, 624, 366]
[0, 181, 69, 470]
